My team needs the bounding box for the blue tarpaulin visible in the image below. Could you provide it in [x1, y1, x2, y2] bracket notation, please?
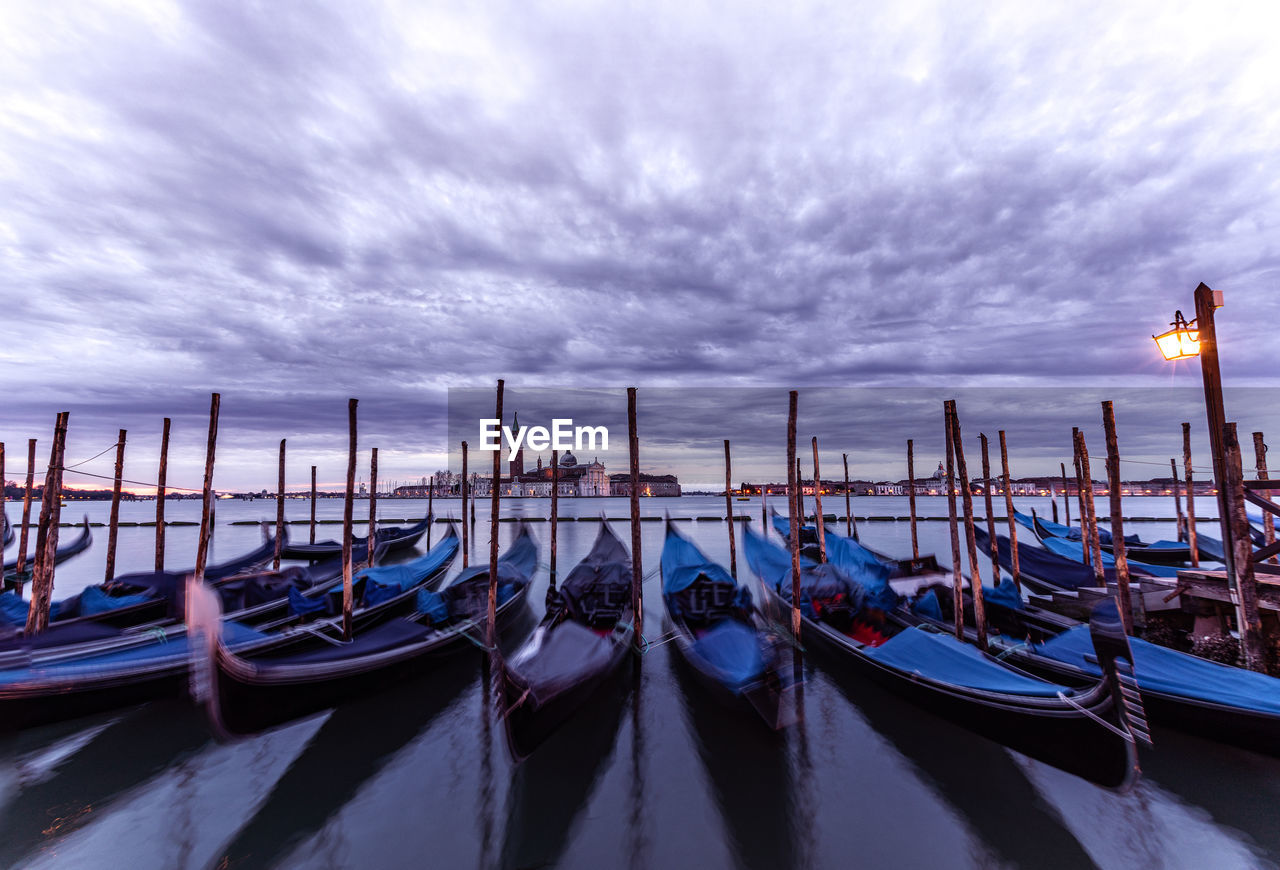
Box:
[1037, 625, 1280, 715]
[690, 619, 766, 691]
[863, 626, 1068, 697]
[983, 581, 1024, 611]
[1037, 536, 1180, 578]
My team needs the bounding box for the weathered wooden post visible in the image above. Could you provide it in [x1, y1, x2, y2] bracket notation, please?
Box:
[1223, 422, 1267, 671]
[796, 458, 805, 521]
[26, 413, 69, 632]
[786, 391, 802, 638]
[309, 465, 318, 545]
[1171, 457, 1186, 542]
[16, 439, 36, 578]
[155, 420, 170, 572]
[947, 402, 987, 650]
[426, 469, 434, 549]
[193, 396, 220, 589]
[487, 381, 504, 653]
[906, 440, 919, 558]
[550, 449, 559, 587]
[1254, 432, 1276, 564]
[980, 433, 1000, 584]
[1076, 430, 1106, 585]
[998, 431, 1021, 590]
[811, 437, 826, 562]
[1101, 402, 1134, 635]
[943, 404, 964, 640]
[104, 429, 126, 583]
[342, 398, 357, 641]
[274, 438, 286, 570]
[724, 439, 737, 578]
[627, 387, 644, 650]
[368, 447, 378, 568]
[1183, 422, 1199, 568]
[460, 441, 469, 569]
[842, 453, 853, 539]
[1060, 462, 1071, 526]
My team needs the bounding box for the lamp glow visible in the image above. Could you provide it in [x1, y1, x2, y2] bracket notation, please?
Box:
[1153, 310, 1200, 361]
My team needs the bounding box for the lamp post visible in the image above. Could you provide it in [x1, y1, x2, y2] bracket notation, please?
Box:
[1153, 282, 1266, 671]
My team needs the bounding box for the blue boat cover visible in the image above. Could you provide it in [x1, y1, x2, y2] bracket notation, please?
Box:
[1037, 625, 1280, 715]
[354, 530, 459, 594]
[770, 513, 898, 610]
[79, 585, 155, 616]
[974, 526, 1116, 591]
[983, 580, 1024, 611]
[911, 591, 943, 619]
[690, 619, 765, 691]
[662, 525, 736, 595]
[863, 626, 1068, 697]
[1196, 534, 1226, 562]
[742, 528, 865, 618]
[1037, 536, 1180, 578]
[415, 526, 534, 623]
[1015, 512, 1140, 546]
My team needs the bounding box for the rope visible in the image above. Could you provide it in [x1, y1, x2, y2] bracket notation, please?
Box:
[63, 440, 126, 470]
[1056, 690, 1135, 742]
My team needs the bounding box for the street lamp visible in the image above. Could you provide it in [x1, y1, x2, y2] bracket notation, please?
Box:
[1152, 310, 1200, 361]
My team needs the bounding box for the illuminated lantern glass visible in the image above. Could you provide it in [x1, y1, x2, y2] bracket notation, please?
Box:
[1152, 312, 1200, 361]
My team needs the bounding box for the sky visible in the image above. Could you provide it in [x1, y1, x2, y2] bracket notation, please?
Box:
[2, 0, 1278, 492]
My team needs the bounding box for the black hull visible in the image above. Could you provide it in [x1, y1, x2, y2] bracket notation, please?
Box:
[0, 549, 454, 731]
[1004, 649, 1280, 757]
[501, 627, 633, 761]
[281, 516, 429, 560]
[762, 584, 1137, 789]
[664, 615, 795, 730]
[212, 592, 531, 735]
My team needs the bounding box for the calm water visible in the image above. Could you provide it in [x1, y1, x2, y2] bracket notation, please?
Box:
[2, 495, 1278, 870]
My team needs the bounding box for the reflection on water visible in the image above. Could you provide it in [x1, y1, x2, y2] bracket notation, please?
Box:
[2, 496, 1276, 868]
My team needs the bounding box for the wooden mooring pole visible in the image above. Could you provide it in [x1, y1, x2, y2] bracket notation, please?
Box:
[26, 412, 68, 632]
[627, 387, 643, 650]
[1254, 432, 1276, 564]
[980, 433, 1000, 584]
[342, 398, 357, 641]
[426, 471, 433, 549]
[1076, 430, 1106, 586]
[1223, 422, 1266, 671]
[368, 447, 378, 568]
[811, 437, 826, 562]
[947, 402, 987, 650]
[16, 439, 36, 578]
[907, 440, 918, 559]
[1060, 462, 1072, 526]
[998, 431, 1021, 591]
[487, 381, 504, 653]
[155, 420, 169, 572]
[104, 429, 126, 583]
[194, 396, 220, 583]
[943, 404, 964, 641]
[1171, 457, 1185, 542]
[461, 441, 469, 569]
[796, 458, 805, 522]
[724, 439, 737, 578]
[786, 391, 802, 638]
[842, 453, 854, 540]
[274, 439, 285, 571]
[1183, 422, 1199, 568]
[1101, 402, 1134, 635]
[1051, 480, 1059, 524]
[309, 465, 317, 545]
[550, 450, 559, 587]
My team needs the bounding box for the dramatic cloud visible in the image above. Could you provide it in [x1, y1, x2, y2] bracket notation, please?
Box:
[2, 0, 1278, 490]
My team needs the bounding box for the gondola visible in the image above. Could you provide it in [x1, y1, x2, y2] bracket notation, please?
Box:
[1017, 510, 1199, 565]
[280, 513, 431, 560]
[974, 524, 1117, 594]
[660, 521, 798, 729]
[2, 517, 94, 586]
[1, 512, 12, 549]
[501, 521, 634, 760]
[908, 572, 1280, 757]
[0, 525, 288, 640]
[195, 523, 536, 735]
[1027, 514, 1181, 578]
[743, 525, 1144, 789]
[0, 527, 459, 730]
